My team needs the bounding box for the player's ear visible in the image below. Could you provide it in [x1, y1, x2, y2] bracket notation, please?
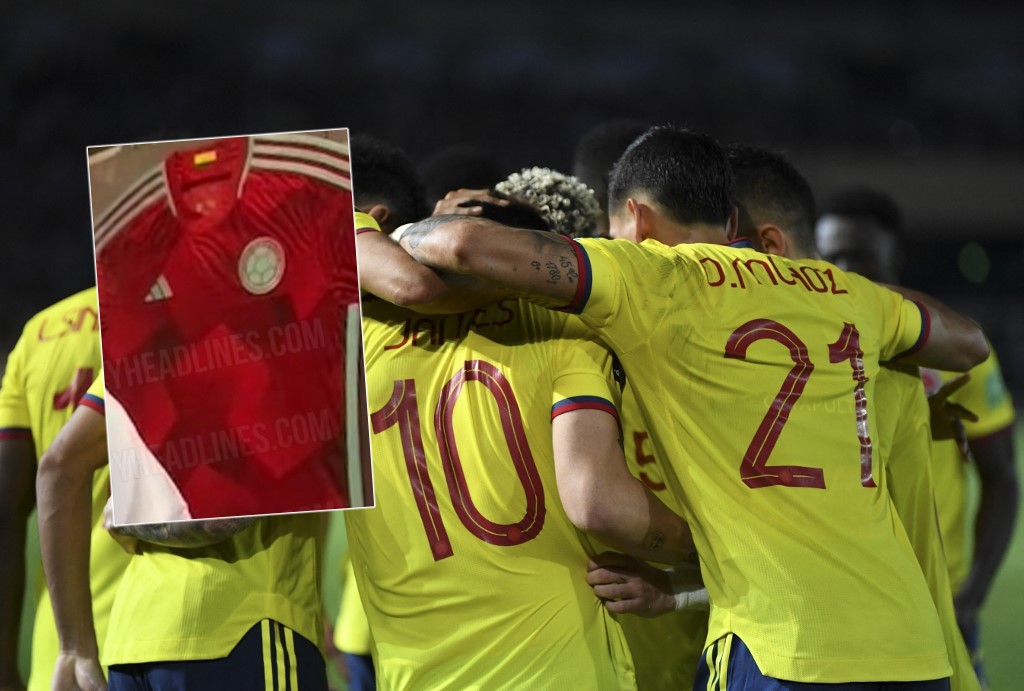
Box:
[365, 203, 391, 227]
[757, 224, 788, 257]
[726, 206, 740, 241]
[627, 198, 648, 242]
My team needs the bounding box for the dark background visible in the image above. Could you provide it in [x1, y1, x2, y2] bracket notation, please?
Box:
[4, 0, 1022, 394]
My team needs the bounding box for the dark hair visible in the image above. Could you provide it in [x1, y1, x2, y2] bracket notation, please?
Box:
[572, 119, 649, 213]
[608, 126, 734, 226]
[350, 133, 428, 232]
[819, 188, 904, 240]
[418, 145, 505, 204]
[474, 200, 550, 232]
[726, 145, 817, 255]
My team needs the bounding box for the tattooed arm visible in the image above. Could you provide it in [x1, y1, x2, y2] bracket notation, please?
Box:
[552, 408, 695, 565]
[110, 517, 256, 550]
[357, 229, 506, 314]
[399, 216, 580, 309]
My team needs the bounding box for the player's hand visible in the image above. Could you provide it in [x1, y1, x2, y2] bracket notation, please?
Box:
[51, 652, 106, 691]
[432, 188, 510, 216]
[586, 552, 675, 617]
[927, 374, 978, 456]
[102, 498, 139, 556]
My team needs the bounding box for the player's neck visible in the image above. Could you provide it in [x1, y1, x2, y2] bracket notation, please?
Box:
[657, 222, 727, 247]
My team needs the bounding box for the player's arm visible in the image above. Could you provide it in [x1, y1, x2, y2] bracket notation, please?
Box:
[0, 433, 35, 690]
[36, 406, 109, 691]
[357, 230, 506, 313]
[109, 517, 256, 550]
[885, 284, 989, 372]
[552, 408, 696, 565]
[956, 429, 1019, 634]
[399, 215, 580, 310]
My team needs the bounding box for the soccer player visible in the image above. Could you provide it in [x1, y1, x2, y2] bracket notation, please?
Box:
[395, 126, 989, 686]
[726, 145, 979, 691]
[91, 130, 362, 522]
[38, 370, 329, 691]
[355, 197, 693, 689]
[0, 289, 130, 691]
[816, 188, 1018, 684]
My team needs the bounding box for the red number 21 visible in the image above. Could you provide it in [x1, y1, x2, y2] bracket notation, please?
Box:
[725, 319, 874, 489]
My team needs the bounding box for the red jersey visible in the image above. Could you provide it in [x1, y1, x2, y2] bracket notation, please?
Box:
[94, 132, 365, 519]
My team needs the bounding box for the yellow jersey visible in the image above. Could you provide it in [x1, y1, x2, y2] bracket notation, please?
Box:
[618, 380, 707, 689]
[876, 364, 979, 691]
[0, 288, 130, 691]
[565, 238, 949, 682]
[350, 296, 635, 690]
[922, 349, 1016, 591]
[85, 373, 325, 666]
[354, 211, 381, 236]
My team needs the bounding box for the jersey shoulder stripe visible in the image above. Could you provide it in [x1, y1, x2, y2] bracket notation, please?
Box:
[892, 301, 931, 360]
[79, 393, 104, 414]
[551, 395, 618, 420]
[557, 238, 593, 314]
[94, 167, 167, 250]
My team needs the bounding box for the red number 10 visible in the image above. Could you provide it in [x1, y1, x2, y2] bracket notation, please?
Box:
[370, 360, 546, 561]
[725, 319, 875, 489]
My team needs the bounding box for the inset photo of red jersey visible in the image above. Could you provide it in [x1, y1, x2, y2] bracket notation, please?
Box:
[88, 129, 373, 524]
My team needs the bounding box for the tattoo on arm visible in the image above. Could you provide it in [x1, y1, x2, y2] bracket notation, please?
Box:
[642, 530, 666, 551]
[114, 517, 256, 548]
[401, 215, 462, 252]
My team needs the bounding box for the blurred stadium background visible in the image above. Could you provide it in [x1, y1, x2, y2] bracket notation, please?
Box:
[5, 1, 1022, 687]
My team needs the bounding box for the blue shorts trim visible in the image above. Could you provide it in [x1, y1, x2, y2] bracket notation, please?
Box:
[693, 634, 951, 691]
[108, 619, 326, 691]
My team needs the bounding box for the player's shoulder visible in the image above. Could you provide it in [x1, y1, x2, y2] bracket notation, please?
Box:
[15, 288, 99, 350]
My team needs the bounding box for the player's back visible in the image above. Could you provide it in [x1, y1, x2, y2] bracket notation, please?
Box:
[349, 296, 635, 690]
[573, 238, 949, 682]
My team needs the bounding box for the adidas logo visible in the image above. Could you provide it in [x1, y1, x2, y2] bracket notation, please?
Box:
[144, 275, 174, 303]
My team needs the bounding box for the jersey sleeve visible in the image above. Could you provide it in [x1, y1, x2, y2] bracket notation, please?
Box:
[0, 328, 33, 438]
[550, 317, 620, 422]
[79, 370, 105, 414]
[871, 284, 929, 361]
[354, 211, 382, 235]
[562, 238, 681, 357]
[951, 348, 1016, 440]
